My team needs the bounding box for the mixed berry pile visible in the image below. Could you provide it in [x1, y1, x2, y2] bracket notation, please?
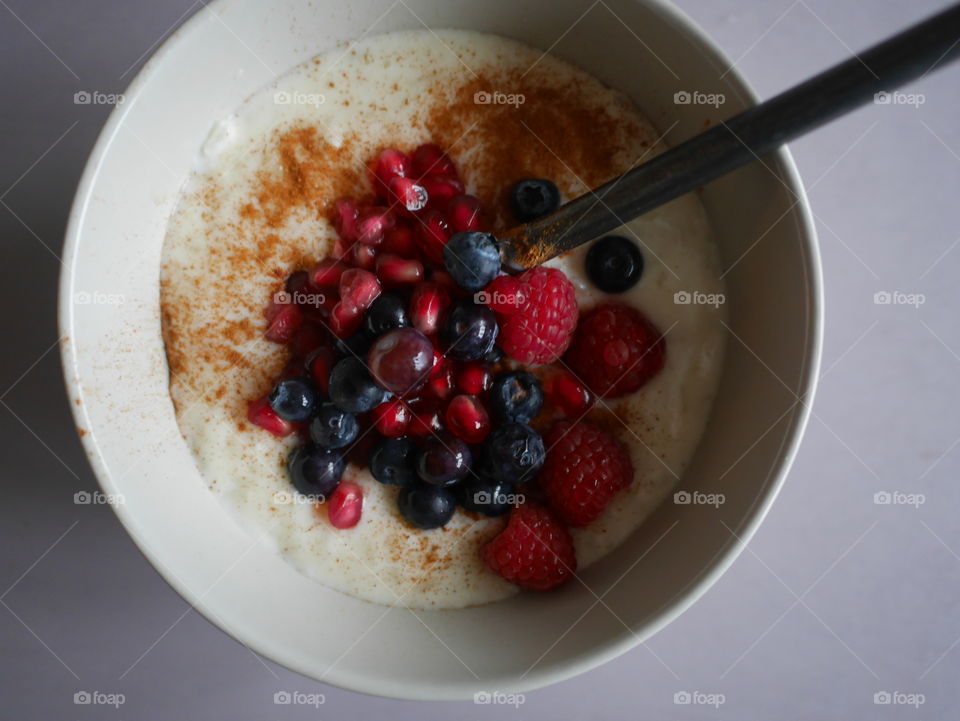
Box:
[246, 143, 665, 591]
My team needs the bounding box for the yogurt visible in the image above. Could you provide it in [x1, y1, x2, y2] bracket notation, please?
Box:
[160, 29, 726, 609]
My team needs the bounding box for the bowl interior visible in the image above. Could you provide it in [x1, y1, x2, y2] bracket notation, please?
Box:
[61, 0, 819, 700]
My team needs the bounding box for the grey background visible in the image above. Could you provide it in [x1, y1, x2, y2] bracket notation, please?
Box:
[2, 0, 958, 718]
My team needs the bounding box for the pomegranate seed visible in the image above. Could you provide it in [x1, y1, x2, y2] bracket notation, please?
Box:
[409, 281, 450, 335]
[411, 143, 457, 178]
[285, 270, 310, 295]
[350, 243, 378, 271]
[373, 148, 410, 191]
[388, 176, 429, 213]
[457, 362, 492, 395]
[307, 347, 338, 394]
[430, 269, 469, 298]
[278, 358, 305, 381]
[415, 210, 451, 264]
[247, 395, 295, 436]
[446, 394, 491, 444]
[289, 322, 326, 359]
[549, 371, 592, 418]
[327, 481, 363, 529]
[310, 258, 348, 287]
[429, 348, 445, 379]
[421, 174, 464, 208]
[371, 398, 411, 437]
[408, 408, 443, 439]
[448, 194, 482, 232]
[423, 363, 455, 404]
[264, 302, 303, 344]
[339, 268, 381, 311]
[332, 237, 351, 260]
[356, 207, 395, 245]
[329, 300, 363, 338]
[332, 198, 359, 241]
[381, 225, 418, 257]
[376, 254, 424, 286]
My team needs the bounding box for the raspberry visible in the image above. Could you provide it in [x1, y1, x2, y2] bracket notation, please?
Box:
[564, 303, 665, 398]
[484, 267, 577, 364]
[539, 421, 633, 527]
[482, 504, 576, 591]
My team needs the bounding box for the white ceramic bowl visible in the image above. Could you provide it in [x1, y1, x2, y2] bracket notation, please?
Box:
[60, 0, 821, 700]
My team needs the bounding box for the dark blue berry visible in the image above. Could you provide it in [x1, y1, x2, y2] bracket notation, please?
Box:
[308, 402, 359, 450]
[287, 444, 345, 498]
[441, 299, 498, 361]
[268, 376, 319, 422]
[490, 370, 543, 422]
[328, 357, 389, 413]
[417, 435, 472, 486]
[370, 437, 417, 487]
[456, 476, 516, 517]
[484, 422, 545, 483]
[398, 483, 456, 529]
[443, 231, 501, 292]
[335, 331, 374, 358]
[585, 235, 643, 293]
[483, 345, 505, 365]
[510, 178, 560, 223]
[364, 292, 410, 337]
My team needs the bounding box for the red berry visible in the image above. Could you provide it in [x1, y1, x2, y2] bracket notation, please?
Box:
[306, 347, 338, 394]
[422, 362, 455, 404]
[376, 254, 424, 286]
[445, 394, 491, 443]
[247, 395, 295, 437]
[411, 143, 456, 178]
[371, 398, 411, 437]
[486, 268, 578, 364]
[381, 225, 418, 258]
[356, 207, 395, 245]
[350, 243, 378, 271]
[539, 421, 633, 527]
[327, 481, 363, 529]
[448, 194, 482, 232]
[264, 301, 303, 344]
[482, 504, 576, 591]
[564, 303, 665, 398]
[310, 258, 347, 287]
[372, 148, 410, 194]
[421, 174, 464, 208]
[339, 268, 381, 311]
[332, 198, 359, 241]
[547, 371, 592, 418]
[329, 300, 363, 338]
[388, 176, 429, 213]
[456, 362, 492, 395]
[407, 407, 443, 439]
[415, 210, 451, 264]
[408, 282, 450, 336]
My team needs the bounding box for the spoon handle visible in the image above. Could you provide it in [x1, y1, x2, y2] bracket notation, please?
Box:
[499, 2, 960, 270]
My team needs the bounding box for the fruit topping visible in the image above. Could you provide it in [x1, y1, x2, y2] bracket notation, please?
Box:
[585, 235, 643, 293]
[509, 178, 560, 223]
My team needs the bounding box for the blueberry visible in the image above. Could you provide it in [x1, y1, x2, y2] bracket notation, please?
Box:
[484, 422, 545, 483]
[268, 376, 319, 422]
[510, 178, 560, 223]
[490, 370, 543, 423]
[328, 357, 389, 413]
[585, 235, 644, 293]
[456, 476, 516, 517]
[364, 293, 410, 337]
[483, 345, 505, 365]
[370, 437, 417, 487]
[441, 299, 498, 361]
[335, 331, 374, 358]
[287, 444, 345, 498]
[309, 402, 359, 450]
[398, 483, 457, 529]
[443, 231, 501, 292]
[417, 435, 472, 486]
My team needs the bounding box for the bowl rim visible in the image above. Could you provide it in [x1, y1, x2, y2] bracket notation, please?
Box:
[59, 0, 822, 700]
